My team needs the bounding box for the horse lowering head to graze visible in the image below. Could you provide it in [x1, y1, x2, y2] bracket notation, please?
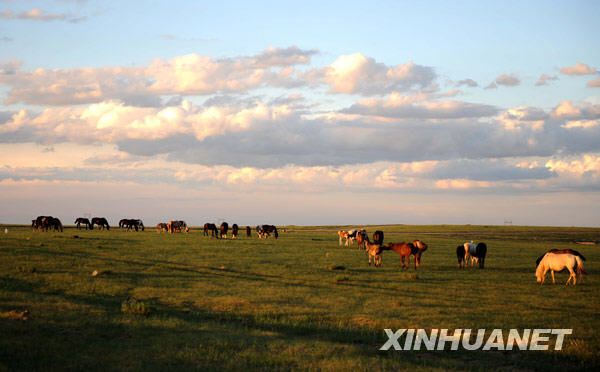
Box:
[383, 242, 418, 269]
[74, 218, 91, 230]
[91, 217, 110, 231]
[220, 222, 229, 239]
[462, 241, 487, 268]
[156, 223, 168, 233]
[373, 230, 384, 245]
[257, 225, 278, 239]
[231, 224, 239, 239]
[204, 223, 218, 238]
[535, 249, 586, 268]
[167, 220, 187, 233]
[536, 252, 585, 285]
[48, 217, 63, 232]
[122, 219, 144, 232]
[34, 216, 50, 231]
[246, 226, 252, 237]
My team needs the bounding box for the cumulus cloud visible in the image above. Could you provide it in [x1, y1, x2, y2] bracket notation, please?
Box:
[535, 74, 558, 86]
[560, 62, 597, 76]
[3, 97, 599, 169]
[0, 47, 317, 106]
[494, 74, 520, 87]
[587, 77, 600, 88]
[322, 53, 436, 95]
[341, 92, 498, 119]
[455, 78, 478, 87]
[0, 8, 86, 23]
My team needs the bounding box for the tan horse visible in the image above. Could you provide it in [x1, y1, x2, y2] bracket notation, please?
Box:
[536, 252, 585, 285]
[363, 237, 383, 267]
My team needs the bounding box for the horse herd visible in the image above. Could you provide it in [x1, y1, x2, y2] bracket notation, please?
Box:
[200, 223, 278, 240]
[337, 229, 588, 286]
[31, 216, 278, 240]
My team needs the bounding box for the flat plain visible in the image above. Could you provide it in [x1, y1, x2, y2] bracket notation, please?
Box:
[1, 224, 599, 371]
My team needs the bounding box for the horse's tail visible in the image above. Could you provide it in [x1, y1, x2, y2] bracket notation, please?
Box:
[575, 256, 586, 276]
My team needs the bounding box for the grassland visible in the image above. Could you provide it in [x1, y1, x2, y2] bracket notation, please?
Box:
[0, 224, 599, 371]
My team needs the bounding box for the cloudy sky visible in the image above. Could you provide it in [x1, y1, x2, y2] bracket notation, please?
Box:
[1, 0, 599, 226]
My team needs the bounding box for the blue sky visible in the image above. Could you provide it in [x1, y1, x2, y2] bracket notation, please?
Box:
[1, 1, 599, 226]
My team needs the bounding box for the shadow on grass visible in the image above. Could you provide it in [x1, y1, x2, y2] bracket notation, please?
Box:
[1, 285, 596, 371]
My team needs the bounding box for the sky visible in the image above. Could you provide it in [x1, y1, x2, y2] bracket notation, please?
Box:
[1, 0, 600, 226]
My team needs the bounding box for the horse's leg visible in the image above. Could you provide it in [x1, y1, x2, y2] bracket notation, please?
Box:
[551, 270, 555, 284]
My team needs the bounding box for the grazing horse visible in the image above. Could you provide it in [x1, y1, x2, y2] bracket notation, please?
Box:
[121, 219, 144, 232]
[33, 216, 63, 232]
[383, 242, 417, 269]
[459, 241, 487, 268]
[74, 218, 91, 230]
[220, 222, 229, 239]
[204, 223, 219, 238]
[231, 224, 239, 239]
[246, 226, 252, 238]
[373, 230, 384, 245]
[156, 223, 168, 233]
[257, 225, 278, 239]
[412, 240, 428, 268]
[363, 236, 383, 267]
[91, 217, 110, 230]
[535, 249, 586, 267]
[167, 220, 187, 233]
[536, 252, 585, 285]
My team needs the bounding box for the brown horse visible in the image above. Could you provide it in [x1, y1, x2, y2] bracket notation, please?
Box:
[383, 242, 417, 269]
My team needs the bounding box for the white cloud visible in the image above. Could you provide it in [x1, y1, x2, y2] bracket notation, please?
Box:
[535, 74, 558, 86]
[560, 62, 597, 76]
[0, 8, 86, 23]
[322, 53, 436, 95]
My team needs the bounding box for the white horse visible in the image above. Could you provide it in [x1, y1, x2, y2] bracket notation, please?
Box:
[535, 253, 585, 285]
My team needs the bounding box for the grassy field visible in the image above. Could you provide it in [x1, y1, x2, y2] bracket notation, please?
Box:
[0, 224, 599, 371]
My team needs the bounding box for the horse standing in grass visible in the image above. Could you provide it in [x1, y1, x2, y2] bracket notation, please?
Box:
[383, 242, 417, 269]
[363, 236, 383, 267]
[246, 226, 252, 237]
[459, 241, 487, 268]
[536, 252, 585, 285]
[356, 230, 368, 250]
[231, 224, 239, 239]
[373, 230, 384, 245]
[220, 222, 229, 239]
[74, 218, 91, 230]
[412, 240, 428, 268]
[91, 217, 110, 230]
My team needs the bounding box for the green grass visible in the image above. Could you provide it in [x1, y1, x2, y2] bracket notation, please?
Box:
[0, 225, 599, 371]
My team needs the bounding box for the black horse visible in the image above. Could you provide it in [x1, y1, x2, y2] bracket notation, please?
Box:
[33, 216, 63, 232]
[121, 219, 144, 231]
[246, 226, 252, 237]
[373, 230, 384, 245]
[74, 217, 91, 230]
[91, 217, 110, 230]
[220, 222, 229, 239]
[204, 223, 219, 238]
[231, 224, 239, 239]
[257, 225, 278, 239]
